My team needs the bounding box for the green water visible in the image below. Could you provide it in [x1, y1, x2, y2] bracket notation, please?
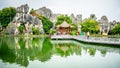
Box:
[0, 37, 120, 68]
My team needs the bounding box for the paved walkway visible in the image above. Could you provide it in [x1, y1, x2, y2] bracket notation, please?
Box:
[51, 35, 120, 45]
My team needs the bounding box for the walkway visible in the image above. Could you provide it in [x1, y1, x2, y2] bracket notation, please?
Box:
[51, 35, 120, 45]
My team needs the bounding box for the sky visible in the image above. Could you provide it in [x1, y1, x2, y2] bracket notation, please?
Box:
[0, 0, 120, 21]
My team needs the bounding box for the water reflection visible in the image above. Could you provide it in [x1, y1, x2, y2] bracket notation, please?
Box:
[0, 37, 120, 67]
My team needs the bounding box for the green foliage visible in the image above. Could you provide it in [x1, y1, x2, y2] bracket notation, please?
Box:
[42, 38, 53, 53]
[70, 24, 78, 35]
[29, 8, 35, 14]
[70, 30, 77, 35]
[18, 24, 25, 34]
[41, 37, 53, 62]
[56, 15, 72, 25]
[111, 23, 120, 35]
[32, 38, 40, 46]
[5, 32, 9, 35]
[0, 7, 16, 27]
[32, 27, 40, 35]
[100, 50, 107, 57]
[55, 43, 75, 57]
[18, 38, 25, 48]
[81, 19, 99, 34]
[50, 29, 56, 35]
[88, 48, 96, 56]
[38, 15, 53, 34]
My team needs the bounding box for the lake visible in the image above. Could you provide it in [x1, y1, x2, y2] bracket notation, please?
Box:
[0, 37, 120, 68]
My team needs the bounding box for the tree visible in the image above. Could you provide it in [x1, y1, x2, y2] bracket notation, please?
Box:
[81, 18, 100, 34]
[0, 7, 16, 28]
[56, 15, 72, 25]
[38, 15, 53, 34]
[30, 8, 35, 14]
[18, 24, 25, 34]
[111, 23, 120, 35]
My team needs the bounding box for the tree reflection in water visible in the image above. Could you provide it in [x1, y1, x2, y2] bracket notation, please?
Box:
[0, 37, 120, 67]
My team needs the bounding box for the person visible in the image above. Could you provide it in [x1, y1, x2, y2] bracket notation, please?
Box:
[78, 32, 80, 35]
[87, 32, 90, 39]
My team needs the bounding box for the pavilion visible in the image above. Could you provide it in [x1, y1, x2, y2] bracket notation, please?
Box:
[56, 21, 73, 35]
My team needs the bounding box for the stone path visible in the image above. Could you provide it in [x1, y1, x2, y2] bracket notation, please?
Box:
[51, 35, 120, 45]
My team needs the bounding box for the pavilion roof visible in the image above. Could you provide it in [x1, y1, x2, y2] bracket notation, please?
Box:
[56, 21, 73, 28]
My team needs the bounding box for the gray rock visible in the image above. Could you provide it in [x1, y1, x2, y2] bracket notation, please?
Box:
[34, 16, 40, 25]
[7, 4, 44, 35]
[0, 23, 2, 31]
[70, 14, 82, 24]
[76, 14, 82, 23]
[109, 20, 118, 30]
[90, 14, 97, 20]
[35, 7, 52, 19]
[70, 14, 77, 24]
[16, 4, 29, 14]
[24, 14, 33, 24]
[6, 23, 17, 34]
[98, 16, 110, 35]
[50, 14, 60, 23]
[76, 14, 82, 33]
[101, 16, 108, 21]
[111, 20, 116, 25]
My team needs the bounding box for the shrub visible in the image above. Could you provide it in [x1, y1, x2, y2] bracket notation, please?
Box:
[50, 29, 56, 35]
[18, 24, 25, 34]
[111, 23, 120, 35]
[32, 27, 40, 35]
[70, 30, 77, 35]
[38, 16, 53, 34]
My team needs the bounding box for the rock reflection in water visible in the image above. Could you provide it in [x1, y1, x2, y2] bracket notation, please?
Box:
[0, 37, 120, 67]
